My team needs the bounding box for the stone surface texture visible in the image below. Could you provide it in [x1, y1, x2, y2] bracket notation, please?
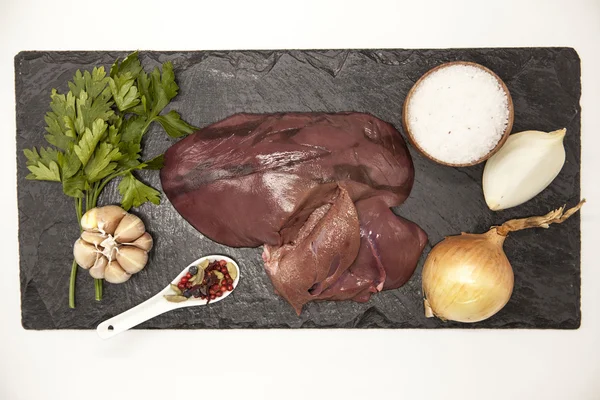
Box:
[15, 48, 581, 329]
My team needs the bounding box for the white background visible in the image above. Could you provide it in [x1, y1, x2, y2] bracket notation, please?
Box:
[1, 0, 599, 399]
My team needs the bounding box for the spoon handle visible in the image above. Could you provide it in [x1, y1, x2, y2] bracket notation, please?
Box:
[96, 290, 176, 339]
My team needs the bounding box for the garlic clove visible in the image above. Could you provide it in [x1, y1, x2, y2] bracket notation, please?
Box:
[80, 210, 98, 231]
[104, 260, 131, 284]
[81, 205, 127, 234]
[129, 232, 153, 251]
[73, 239, 98, 269]
[482, 128, 566, 211]
[114, 213, 146, 243]
[81, 230, 107, 246]
[116, 246, 148, 274]
[89, 255, 108, 279]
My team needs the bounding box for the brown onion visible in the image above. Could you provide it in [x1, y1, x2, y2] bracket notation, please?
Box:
[422, 200, 585, 323]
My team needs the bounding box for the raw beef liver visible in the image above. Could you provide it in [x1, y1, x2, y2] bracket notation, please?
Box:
[161, 112, 427, 313]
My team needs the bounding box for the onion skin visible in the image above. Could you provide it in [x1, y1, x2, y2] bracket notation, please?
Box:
[422, 200, 584, 323]
[422, 229, 514, 323]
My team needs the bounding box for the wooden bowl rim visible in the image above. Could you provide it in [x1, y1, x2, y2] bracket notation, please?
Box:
[402, 61, 515, 168]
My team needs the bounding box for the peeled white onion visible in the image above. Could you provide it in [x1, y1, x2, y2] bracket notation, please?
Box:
[483, 128, 566, 211]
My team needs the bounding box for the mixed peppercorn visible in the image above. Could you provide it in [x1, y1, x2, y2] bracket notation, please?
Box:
[164, 259, 237, 303]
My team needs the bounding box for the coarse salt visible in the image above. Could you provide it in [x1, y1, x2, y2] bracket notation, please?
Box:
[406, 64, 509, 165]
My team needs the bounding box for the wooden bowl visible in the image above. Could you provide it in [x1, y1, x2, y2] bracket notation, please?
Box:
[402, 61, 514, 167]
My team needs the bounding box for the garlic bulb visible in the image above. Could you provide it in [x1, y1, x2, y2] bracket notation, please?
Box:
[482, 128, 566, 211]
[73, 205, 153, 284]
[422, 200, 584, 323]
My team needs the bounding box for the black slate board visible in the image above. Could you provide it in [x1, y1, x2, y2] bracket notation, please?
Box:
[15, 48, 581, 329]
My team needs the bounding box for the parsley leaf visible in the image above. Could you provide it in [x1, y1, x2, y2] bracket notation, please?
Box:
[44, 90, 77, 150]
[107, 120, 122, 146]
[109, 52, 145, 112]
[59, 150, 82, 180]
[73, 118, 108, 167]
[149, 67, 170, 118]
[110, 51, 143, 79]
[118, 172, 160, 211]
[24, 147, 61, 167]
[62, 174, 86, 198]
[23, 148, 40, 166]
[117, 115, 147, 167]
[109, 73, 140, 112]
[85, 142, 122, 182]
[134, 69, 151, 115]
[154, 110, 197, 138]
[128, 60, 184, 122]
[68, 67, 111, 99]
[74, 90, 113, 135]
[26, 160, 61, 181]
[143, 154, 165, 170]
[119, 114, 147, 144]
[25, 146, 62, 181]
[160, 62, 179, 102]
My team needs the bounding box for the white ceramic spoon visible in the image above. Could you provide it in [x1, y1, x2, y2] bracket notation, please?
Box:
[97, 255, 240, 339]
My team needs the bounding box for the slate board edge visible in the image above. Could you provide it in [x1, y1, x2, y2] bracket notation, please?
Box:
[15, 48, 582, 330]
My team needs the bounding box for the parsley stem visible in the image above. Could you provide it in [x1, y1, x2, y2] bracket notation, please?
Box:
[69, 197, 83, 309]
[69, 259, 77, 309]
[75, 196, 83, 225]
[87, 187, 104, 302]
[141, 117, 156, 135]
[92, 181, 101, 206]
[93, 166, 139, 206]
[94, 174, 119, 205]
[95, 279, 102, 301]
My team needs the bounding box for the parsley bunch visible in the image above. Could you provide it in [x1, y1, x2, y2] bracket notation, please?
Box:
[23, 52, 197, 308]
